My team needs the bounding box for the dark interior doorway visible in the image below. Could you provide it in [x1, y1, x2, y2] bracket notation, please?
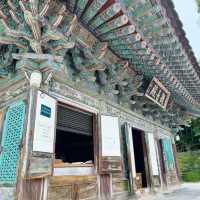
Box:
[132, 128, 149, 188]
[55, 130, 94, 163]
[55, 104, 94, 164]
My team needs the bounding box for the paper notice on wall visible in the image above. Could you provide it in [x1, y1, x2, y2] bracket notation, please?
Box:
[101, 115, 121, 157]
[33, 91, 57, 153]
[148, 133, 159, 175]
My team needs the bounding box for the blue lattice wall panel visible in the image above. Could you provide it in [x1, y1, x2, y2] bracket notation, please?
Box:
[0, 101, 26, 184]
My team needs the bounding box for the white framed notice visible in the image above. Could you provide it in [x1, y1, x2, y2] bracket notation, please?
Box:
[147, 133, 159, 175]
[33, 91, 57, 153]
[101, 115, 121, 157]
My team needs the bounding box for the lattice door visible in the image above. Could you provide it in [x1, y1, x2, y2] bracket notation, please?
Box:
[161, 139, 175, 171]
[0, 101, 26, 184]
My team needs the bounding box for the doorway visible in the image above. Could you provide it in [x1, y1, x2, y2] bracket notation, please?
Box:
[157, 140, 167, 186]
[49, 104, 98, 200]
[132, 128, 150, 188]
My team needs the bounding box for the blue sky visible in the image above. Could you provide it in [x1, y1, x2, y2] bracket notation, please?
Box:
[173, 0, 200, 60]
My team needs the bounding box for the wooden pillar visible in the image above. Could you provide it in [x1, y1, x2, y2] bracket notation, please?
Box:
[156, 140, 167, 187]
[16, 71, 48, 200]
[100, 174, 112, 200]
[172, 144, 181, 182]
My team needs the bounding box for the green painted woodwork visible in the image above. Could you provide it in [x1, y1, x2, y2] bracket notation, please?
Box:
[0, 45, 17, 77]
[108, 35, 139, 47]
[130, 3, 152, 18]
[0, 101, 26, 184]
[66, 0, 77, 12]
[95, 15, 128, 35]
[99, 25, 135, 41]
[0, 0, 77, 78]
[82, 0, 107, 23]
[74, 0, 89, 17]
[161, 139, 175, 171]
[0, 0, 198, 123]
[138, 15, 158, 28]
[89, 3, 121, 29]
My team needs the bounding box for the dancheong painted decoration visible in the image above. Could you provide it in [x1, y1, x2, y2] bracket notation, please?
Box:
[0, 0, 199, 199]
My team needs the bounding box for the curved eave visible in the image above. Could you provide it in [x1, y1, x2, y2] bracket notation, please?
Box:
[158, 0, 200, 75]
[63, 0, 200, 110]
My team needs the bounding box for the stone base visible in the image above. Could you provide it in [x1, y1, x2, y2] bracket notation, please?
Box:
[0, 187, 15, 200]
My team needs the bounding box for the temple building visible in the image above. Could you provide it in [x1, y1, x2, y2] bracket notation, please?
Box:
[0, 0, 199, 199]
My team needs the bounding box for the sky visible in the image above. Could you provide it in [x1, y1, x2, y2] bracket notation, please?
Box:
[173, 0, 200, 60]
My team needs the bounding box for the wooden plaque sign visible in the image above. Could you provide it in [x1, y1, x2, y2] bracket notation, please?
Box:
[145, 77, 170, 109]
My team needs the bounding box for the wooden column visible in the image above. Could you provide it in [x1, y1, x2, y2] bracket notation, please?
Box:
[156, 140, 167, 187]
[172, 144, 181, 183]
[100, 174, 111, 200]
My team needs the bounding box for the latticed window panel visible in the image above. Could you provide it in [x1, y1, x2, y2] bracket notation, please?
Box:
[0, 101, 26, 184]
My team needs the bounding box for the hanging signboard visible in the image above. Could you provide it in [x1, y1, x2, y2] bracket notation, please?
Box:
[145, 77, 170, 109]
[33, 91, 57, 153]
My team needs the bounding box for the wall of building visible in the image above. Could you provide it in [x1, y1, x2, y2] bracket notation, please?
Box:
[0, 77, 179, 200]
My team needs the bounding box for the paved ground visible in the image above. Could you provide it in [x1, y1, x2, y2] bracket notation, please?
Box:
[149, 183, 200, 200]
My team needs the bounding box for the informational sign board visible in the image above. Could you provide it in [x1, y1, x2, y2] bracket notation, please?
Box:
[145, 77, 170, 109]
[101, 115, 121, 156]
[147, 133, 159, 175]
[33, 91, 57, 153]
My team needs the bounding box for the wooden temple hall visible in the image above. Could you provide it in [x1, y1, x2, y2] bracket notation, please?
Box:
[0, 0, 200, 199]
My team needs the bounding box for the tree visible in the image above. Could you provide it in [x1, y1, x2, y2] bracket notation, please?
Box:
[191, 118, 200, 136]
[176, 118, 200, 152]
[196, 0, 200, 12]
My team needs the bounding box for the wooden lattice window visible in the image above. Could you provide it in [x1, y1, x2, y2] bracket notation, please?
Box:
[0, 101, 26, 184]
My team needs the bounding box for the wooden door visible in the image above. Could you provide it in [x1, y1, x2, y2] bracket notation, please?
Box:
[141, 133, 151, 188]
[124, 123, 136, 193]
[157, 140, 167, 186]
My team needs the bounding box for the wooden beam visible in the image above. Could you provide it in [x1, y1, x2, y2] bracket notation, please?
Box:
[12, 53, 63, 62]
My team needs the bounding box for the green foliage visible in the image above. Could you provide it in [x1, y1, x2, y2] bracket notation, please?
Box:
[191, 118, 200, 136]
[177, 151, 200, 182]
[182, 170, 200, 182]
[176, 118, 200, 152]
[197, 0, 200, 12]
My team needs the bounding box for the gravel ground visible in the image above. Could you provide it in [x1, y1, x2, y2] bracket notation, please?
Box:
[137, 183, 200, 200]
